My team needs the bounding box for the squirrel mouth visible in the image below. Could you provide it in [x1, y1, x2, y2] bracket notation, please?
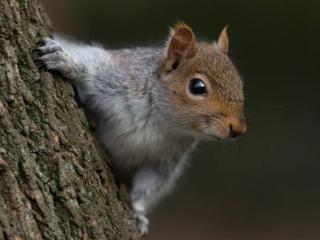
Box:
[199, 131, 222, 141]
[198, 127, 222, 140]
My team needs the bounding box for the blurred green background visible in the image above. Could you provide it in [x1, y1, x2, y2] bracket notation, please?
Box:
[42, 0, 320, 239]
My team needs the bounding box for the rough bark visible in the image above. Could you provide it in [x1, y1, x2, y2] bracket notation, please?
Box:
[0, 0, 140, 239]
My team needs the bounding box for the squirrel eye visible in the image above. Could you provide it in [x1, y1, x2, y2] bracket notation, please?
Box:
[189, 78, 207, 95]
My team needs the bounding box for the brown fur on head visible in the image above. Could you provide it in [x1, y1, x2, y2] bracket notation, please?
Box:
[159, 22, 246, 140]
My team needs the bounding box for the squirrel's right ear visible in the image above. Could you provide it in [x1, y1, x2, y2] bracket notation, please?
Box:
[162, 22, 197, 72]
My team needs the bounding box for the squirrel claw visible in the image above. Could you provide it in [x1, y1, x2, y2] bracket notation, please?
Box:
[134, 211, 149, 236]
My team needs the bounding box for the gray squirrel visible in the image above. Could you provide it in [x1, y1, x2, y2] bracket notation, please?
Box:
[37, 22, 246, 236]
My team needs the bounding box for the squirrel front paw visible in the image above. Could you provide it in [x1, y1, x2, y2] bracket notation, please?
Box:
[134, 211, 149, 236]
[36, 38, 77, 79]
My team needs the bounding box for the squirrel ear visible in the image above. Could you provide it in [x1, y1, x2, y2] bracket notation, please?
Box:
[163, 22, 197, 72]
[217, 26, 229, 54]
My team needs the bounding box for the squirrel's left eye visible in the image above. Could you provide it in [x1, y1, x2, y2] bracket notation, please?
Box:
[189, 78, 207, 95]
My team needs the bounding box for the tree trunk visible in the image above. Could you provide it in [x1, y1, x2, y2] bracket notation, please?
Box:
[0, 0, 140, 239]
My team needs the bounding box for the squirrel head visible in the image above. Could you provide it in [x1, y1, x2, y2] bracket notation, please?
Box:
[159, 22, 246, 140]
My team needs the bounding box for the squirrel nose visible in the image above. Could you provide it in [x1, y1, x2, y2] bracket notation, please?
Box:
[228, 117, 247, 138]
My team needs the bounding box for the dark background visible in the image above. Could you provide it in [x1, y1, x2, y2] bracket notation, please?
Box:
[42, 0, 320, 239]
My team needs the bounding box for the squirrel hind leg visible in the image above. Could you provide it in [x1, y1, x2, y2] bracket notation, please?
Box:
[130, 166, 171, 236]
[131, 191, 150, 236]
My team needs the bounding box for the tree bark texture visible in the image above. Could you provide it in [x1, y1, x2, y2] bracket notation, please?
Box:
[0, 0, 140, 239]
